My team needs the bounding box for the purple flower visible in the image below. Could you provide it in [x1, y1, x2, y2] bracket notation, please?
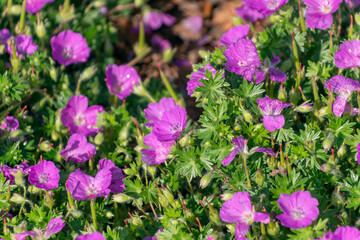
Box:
[98, 159, 125, 193]
[222, 136, 275, 166]
[256, 96, 292, 132]
[242, 0, 289, 17]
[143, 11, 176, 30]
[235, 5, 265, 22]
[105, 64, 140, 100]
[187, 63, 217, 96]
[276, 190, 319, 229]
[61, 95, 104, 136]
[220, 191, 270, 240]
[75, 232, 106, 240]
[303, 0, 342, 30]
[345, 0, 360, 8]
[329, 226, 360, 239]
[60, 134, 96, 163]
[324, 75, 360, 117]
[356, 143, 360, 165]
[151, 34, 171, 51]
[27, 160, 60, 190]
[224, 39, 261, 81]
[144, 98, 177, 127]
[183, 16, 203, 32]
[220, 25, 250, 47]
[15, 218, 65, 240]
[26, 0, 54, 14]
[263, 54, 287, 83]
[1, 116, 19, 135]
[143, 228, 163, 240]
[334, 40, 360, 69]
[0, 162, 28, 184]
[51, 30, 90, 66]
[0, 29, 10, 45]
[141, 133, 175, 165]
[66, 169, 111, 200]
[6, 35, 38, 58]
[152, 104, 187, 141]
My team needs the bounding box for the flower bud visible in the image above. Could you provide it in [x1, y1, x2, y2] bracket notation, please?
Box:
[242, 110, 253, 123]
[14, 170, 25, 187]
[123, 168, 132, 175]
[163, 48, 176, 63]
[289, 88, 300, 105]
[11, 57, 21, 71]
[199, 50, 209, 59]
[179, 132, 192, 148]
[39, 140, 53, 152]
[355, 13, 360, 26]
[119, 123, 130, 143]
[105, 211, 114, 218]
[255, 169, 265, 186]
[267, 221, 280, 236]
[337, 144, 346, 158]
[8, 5, 22, 15]
[221, 192, 234, 201]
[35, 21, 46, 39]
[94, 132, 104, 145]
[278, 87, 287, 102]
[113, 193, 130, 203]
[209, 208, 220, 224]
[10, 193, 26, 204]
[28, 185, 41, 194]
[80, 65, 97, 81]
[331, 187, 344, 207]
[267, 156, 277, 170]
[148, 165, 157, 177]
[294, 103, 313, 113]
[49, 67, 57, 81]
[200, 173, 212, 189]
[130, 215, 143, 229]
[319, 106, 332, 116]
[70, 210, 83, 218]
[162, 187, 174, 203]
[184, 209, 195, 222]
[135, 0, 145, 7]
[322, 132, 334, 151]
[321, 164, 332, 173]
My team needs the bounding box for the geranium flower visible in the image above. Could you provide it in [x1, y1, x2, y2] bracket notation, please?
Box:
[151, 34, 172, 51]
[276, 190, 319, 229]
[324, 75, 360, 117]
[356, 143, 360, 165]
[345, 0, 360, 8]
[220, 191, 270, 240]
[51, 30, 90, 66]
[143, 228, 163, 240]
[26, 0, 54, 14]
[98, 159, 125, 193]
[143, 11, 176, 30]
[0, 29, 10, 45]
[224, 39, 261, 82]
[220, 25, 250, 47]
[141, 133, 175, 165]
[316, 226, 360, 240]
[242, 0, 289, 17]
[0, 116, 19, 136]
[61, 95, 104, 136]
[27, 160, 60, 190]
[0, 162, 28, 184]
[105, 64, 140, 100]
[222, 136, 275, 166]
[256, 95, 292, 132]
[334, 40, 360, 69]
[75, 232, 106, 240]
[152, 104, 187, 141]
[187, 63, 217, 96]
[60, 134, 96, 163]
[235, 5, 265, 22]
[302, 0, 342, 30]
[144, 98, 177, 127]
[15, 218, 65, 240]
[66, 169, 111, 200]
[255, 54, 287, 84]
[6, 35, 38, 58]
[183, 16, 203, 33]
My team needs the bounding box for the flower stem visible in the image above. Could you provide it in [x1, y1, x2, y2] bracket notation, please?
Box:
[65, 183, 74, 209]
[243, 155, 251, 188]
[90, 197, 98, 230]
[186, 175, 193, 194]
[64, 0, 70, 12]
[158, 64, 178, 103]
[19, 0, 26, 33]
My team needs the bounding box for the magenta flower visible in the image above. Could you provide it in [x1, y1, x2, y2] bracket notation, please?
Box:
[26, 0, 54, 14]
[60, 134, 96, 163]
[334, 40, 360, 69]
[27, 160, 60, 190]
[319, 226, 360, 239]
[0, 116, 19, 135]
[220, 25, 250, 47]
[356, 143, 360, 165]
[66, 169, 111, 200]
[61, 95, 104, 136]
[75, 232, 106, 240]
[6, 35, 38, 58]
[183, 16, 203, 33]
[105, 64, 140, 100]
[151, 34, 172, 51]
[98, 159, 125, 193]
[266, 54, 287, 82]
[0, 162, 28, 184]
[345, 0, 360, 8]
[224, 39, 261, 81]
[235, 5, 265, 22]
[0, 29, 10, 45]
[256, 96, 292, 132]
[143, 228, 163, 240]
[222, 136, 275, 166]
[143, 11, 176, 30]
[187, 63, 217, 96]
[302, 0, 342, 30]
[242, 0, 288, 17]
[276, 190, 319, 229]
[324, 75, 360, 117]
[152, 104, 187, 141]
[144, 98, 177, 127]
[141, 133, 175, 165]
[220, 191, 270, 240]
[15, 218, 65, 240]
[51, 30, 90, 66]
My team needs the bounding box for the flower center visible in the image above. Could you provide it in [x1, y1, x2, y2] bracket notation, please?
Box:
[38, 173, 49, 184]
[169, 123, 181, 133]
[267, 0, 278, 10]
[321, 1, 332, 14]
[238, 60, 247, 67]
[74, 114, 86, 126]
[291, 207, 304, 220]
[86, 182, 98, 196]
[62, 47, 73, 60]
[242, 211, 254, 223]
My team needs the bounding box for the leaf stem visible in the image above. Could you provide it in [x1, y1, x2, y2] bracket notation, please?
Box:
[19, 0, 26, 33]
[90, 197, 98, 230]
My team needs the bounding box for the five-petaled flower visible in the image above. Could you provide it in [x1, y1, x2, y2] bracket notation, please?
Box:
[27, 160, 60, 190]
[60, 134, 96, 163]
[334, 40, 360, 69]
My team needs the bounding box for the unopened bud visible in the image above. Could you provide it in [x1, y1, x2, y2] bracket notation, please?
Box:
[39, 140, 53, 152]
[289, 88, 300, 105]
[148, 165, 157, 177]
[80, 65, 97, 81]
[242, 110, 253, 123]
[94, 132, 104, 145]
[70, 210, 83, 218]
[221, 192, 234, 201]
[14, 170, 25, 187]
[331, 187, 344, 207]
[267, 156, 277, 170]
[162, 187, 174, 203]
[355, 13, 360, 26]
[255, 169, 265, 186]
[49, 67, 57, 81]
[337, 144, 346, 158]
[35, 21, 46, 39]
[159, 194, 169, 208]
[10, 193, 26, 204]
[321, 164, 332, 173]
[105, 211, 114, 218]
[294, 103, 313, 113]
[8, 5, 22, 15]
[130, 215, 143, 228]
[113, 193, 130, 203]
[200, 173, 212, 189]
[28, 185, 41, 194]
[319, 106, 332, 116]
[179, 132, 192, 148]
[199, 50, 209, 59]
[267, 221, 280, 236]
[322, 133, 334, 151]
[278, 87, 287, 102]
